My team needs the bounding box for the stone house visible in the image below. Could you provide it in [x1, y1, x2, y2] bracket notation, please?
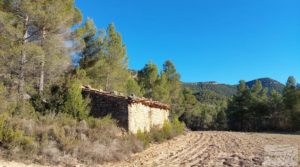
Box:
[81, 86, 170, 134]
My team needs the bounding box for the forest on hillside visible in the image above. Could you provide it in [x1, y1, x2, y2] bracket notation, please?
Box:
[181, 78, 300, 132]
[0, 0, 299, 166]
[182, 77, 300, 131]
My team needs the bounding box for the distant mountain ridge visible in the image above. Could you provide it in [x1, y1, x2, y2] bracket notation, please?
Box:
[183, 82, 237, 96]
[245, 78, 285, 93]
[183, 78, 285, 97]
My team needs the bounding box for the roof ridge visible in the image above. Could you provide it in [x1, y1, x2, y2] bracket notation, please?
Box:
[81, 85, 170, 110]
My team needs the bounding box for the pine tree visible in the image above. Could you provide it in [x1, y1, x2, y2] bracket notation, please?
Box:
[227, 80, 252, 131]
[125, 78, 142, 97]
[27, 0, 82, 96]
[152, 73, 170, 103]
[179, 88, 198, 118]
[78, 18, 102, 69]
[283, 76, 300, 130]
[283, 76, 297, 111]
[0, 0, 44, 102]
[268, 90, 285, 130]
[290, 89, 300, 130]
[251, 80, 263, 94]
[64, 79, 89, 120]
[162, 60, 183, 115]
[216, 110, 228, 130]
[286, 76, 296, 89]
[163, 60, 179, 81]
[237, 80, 247, 95]
[0, 0, 82, 100]
[138, 63, 159, 98]
[84, 23, 131, 92]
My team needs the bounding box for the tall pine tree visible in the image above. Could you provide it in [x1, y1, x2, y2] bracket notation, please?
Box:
[83, 24, 131, 92]
[78, 18, 102, 69]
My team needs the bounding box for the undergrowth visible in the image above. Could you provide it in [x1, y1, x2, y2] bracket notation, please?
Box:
[0, 109, 143, 166]
[136, 118, 185, 148]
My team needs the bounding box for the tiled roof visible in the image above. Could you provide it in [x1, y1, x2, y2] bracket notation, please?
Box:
[81, 85, 170, 110]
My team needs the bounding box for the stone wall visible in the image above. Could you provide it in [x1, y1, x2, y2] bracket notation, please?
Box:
[128, 103, 151, 133]
[150, 108, 169, 128]
[82, 87, 170, 134]
[128, 103, 169, 134]
[82, 91, 129, 130]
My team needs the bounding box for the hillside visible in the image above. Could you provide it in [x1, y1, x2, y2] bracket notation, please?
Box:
[183, 78, 285, 103]
[183, 82, 237, 97]
[246, 78, 285, 93]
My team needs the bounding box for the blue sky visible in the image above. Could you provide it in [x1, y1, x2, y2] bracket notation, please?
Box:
[75, 0, 300, 84]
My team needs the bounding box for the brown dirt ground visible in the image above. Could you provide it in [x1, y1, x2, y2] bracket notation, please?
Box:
[104, 131, 300, 167]
[0, 131, 298, 167]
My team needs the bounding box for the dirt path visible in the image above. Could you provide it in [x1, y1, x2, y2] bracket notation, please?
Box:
[105, 131, 300, 167]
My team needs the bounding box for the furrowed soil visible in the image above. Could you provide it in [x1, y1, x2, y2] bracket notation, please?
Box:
[105, 131, 300, 167]
[0, 131, 299, 167]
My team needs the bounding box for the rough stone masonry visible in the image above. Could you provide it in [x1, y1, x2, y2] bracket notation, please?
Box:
[82, 85, 170, 134]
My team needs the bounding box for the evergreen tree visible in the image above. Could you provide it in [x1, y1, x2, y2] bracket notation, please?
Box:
[178, 88, 198, 120]
[286, 76, 296, 89]
[162, 60, 183, 115]
[227, 79, 296, 131]
[283, 76, 297, 113]
[200, 109, 213, 130]
[227, 80, 252, 131]
[216, 110, 228, 130]
[181, 89, 198, 110]
[78, 18, 102, 69]
[290, 89, 300, 130]
[138, 63, 159, 98]
[0, 0, 45, 103]
[26, 0, 82, 96]
[251, 80, 263, 94]
[125, 78, 142, 97]
[84, 24, 131, 92]
[283, 76, 300, 130]
[0, 0, 82, 101]
[152, 73, 170, 103]
[237, 80, 247, 95]
[268, 90, 285, 130]
[163, 60, 179, 81]
[64, 79, 89, 120]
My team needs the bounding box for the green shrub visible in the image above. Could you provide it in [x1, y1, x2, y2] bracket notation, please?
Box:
[64, 79, 90, 120]
[57, 113, 77, 127]
[172, 118, 185, 135]
[162, 121, 173, 139]
[1, 126, 21, 148]
[87, 115, 116, 129]
[136, 119, 185, 147]
[150, 127, 165, 143]
[0, 113, 19, 148]
[19, 136, 36, 154]
[30, 95, 47, 114]
[0, 112, 36, 152]
[0, 97, 146, 165]
[136, 129, 150, 148]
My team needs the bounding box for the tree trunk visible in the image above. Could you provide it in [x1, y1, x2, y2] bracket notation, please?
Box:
[39, 27, 46, 97]
[39, 59, 45, 97]
[18, 15, 29, 100]
[105, 73, 110, 91]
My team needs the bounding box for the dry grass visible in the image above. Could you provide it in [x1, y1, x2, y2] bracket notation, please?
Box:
[0, 112, 143, 166]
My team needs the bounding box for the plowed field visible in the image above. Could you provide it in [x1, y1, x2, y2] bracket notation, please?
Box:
[105, 131, 300, 167]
